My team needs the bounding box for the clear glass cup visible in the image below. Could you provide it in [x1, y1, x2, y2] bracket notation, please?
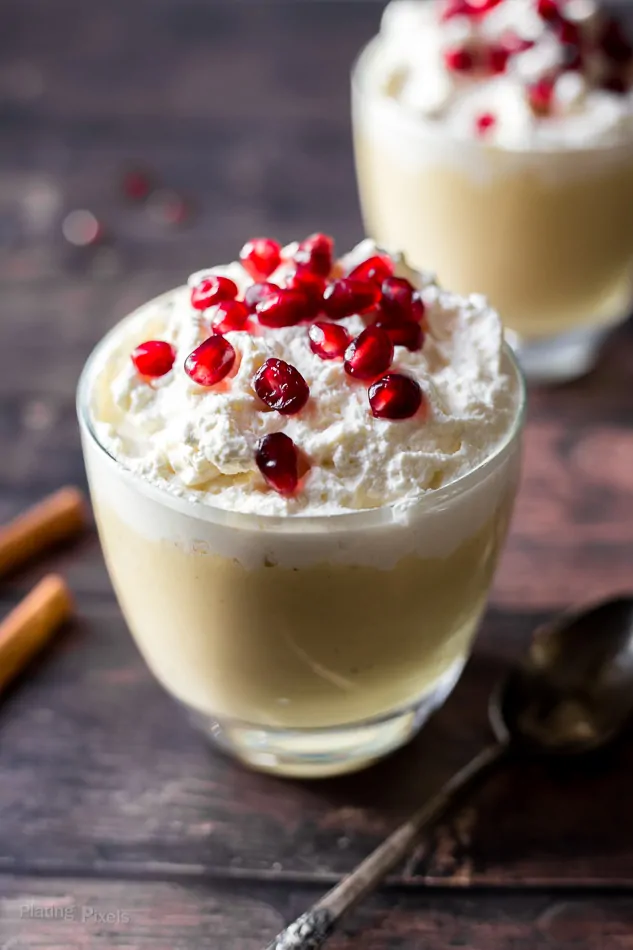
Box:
[352, 38, 633, 384]
[77, 297, 526, 778]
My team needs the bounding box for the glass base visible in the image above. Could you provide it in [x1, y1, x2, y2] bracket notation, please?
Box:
[505, 323, 614, 385]
[184, 658, 465, 779]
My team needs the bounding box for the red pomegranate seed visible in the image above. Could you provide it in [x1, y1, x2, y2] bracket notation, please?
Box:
[293, 233, 334, 277]
[527, 77, 555, 114]
[322, 278, 381, 320]
[121, 167, 152, 202]
[344, 326, 394, 381]
[131, 341, 176, 378]
[444, 46, 476, 72]
[368, 374, 424, 420]
[240, 237, 282, 281]
[375, 321, 424, 352]
[347, 254, 394, 285]
[488, 44, 510, 73]
[440, 0, 472, 20]
[191, 276, 238, 311]
[308, 321, 351, 360]
[475, 111, 497, 136]
[209, 299, 250, 334]
[184, 335, 236, 386]
[254, 358, 310, 415]
[468, 0, 503, 12]
[410, 296, 426, 325]
[244, 281, 279, 312]
[255, 432, 300, 495]
[256, 288, 311, 328]
[556, 19, 581, 45]
[285, 265, 327, 316]
[536, 0, 561, 23]
[379, 276, 416, 324]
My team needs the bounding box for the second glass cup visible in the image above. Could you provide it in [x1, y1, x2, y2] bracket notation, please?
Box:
[353, 38, 633, 384]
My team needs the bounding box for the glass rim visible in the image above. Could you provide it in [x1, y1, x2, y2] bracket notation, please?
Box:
[352, 35, 633, 160]
[76, 290, 527, 533]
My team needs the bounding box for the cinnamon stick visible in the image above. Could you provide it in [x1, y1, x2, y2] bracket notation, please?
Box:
[0, 487, 87, 578]
[0, 574, 73, 693]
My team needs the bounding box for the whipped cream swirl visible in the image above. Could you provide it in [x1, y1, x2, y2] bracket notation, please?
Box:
[90, 240, 517, 517]
[371, 0, 633, 149]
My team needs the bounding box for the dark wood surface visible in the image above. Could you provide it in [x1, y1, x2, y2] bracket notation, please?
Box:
[2, 1, 633, 947]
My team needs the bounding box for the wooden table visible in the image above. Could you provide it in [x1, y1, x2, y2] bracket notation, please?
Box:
[2, 1, 633, 946]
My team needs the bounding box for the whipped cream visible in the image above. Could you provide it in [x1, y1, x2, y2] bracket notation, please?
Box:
[88, 240, 518, 517]
[369, 0, 633, 149]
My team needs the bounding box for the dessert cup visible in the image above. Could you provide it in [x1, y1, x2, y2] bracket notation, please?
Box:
[352, 38, 633, 384]
[77, 298, 525, 778]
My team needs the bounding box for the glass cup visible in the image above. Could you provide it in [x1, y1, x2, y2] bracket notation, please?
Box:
[352, 38, 633, 384]
[77, 297, 526, 778]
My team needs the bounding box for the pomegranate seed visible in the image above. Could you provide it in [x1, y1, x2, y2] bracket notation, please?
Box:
[468, 0, 503, 12]
[209, 299, 250, 334]
[184, 335, 236, 386]
[191, 276, 238, 311]
[527, 77, 555, 114]
[475, 111, 497, 136]
[131, 341, 176, 378]
[347, 254, 394, 285]
[293, 233, 334, 277]
[285, 265, 327, 316]
[375, 321, 424, 352]
[256, 288, 311, 328]
[444, 46, 476, 72]
[254, 358, 310, 415]
[240, 237, 282, 281]
[255, 432, 300, 495]
[121, 167, 152, 202]
[488, 44, 510, 73]
[601, 19, 633, 65]
[410, 296, 427, 325]
[368, 374, 424, 420]
[308, 321, 351, 360]
[536, 0, 561, 23]
[344, 326, 394, 381]
[379, 276, 415, 324]
[556, 19, 581, 45]
[244, 281, 279, 312]
[322, 278, 381, 320]
[440, 0, 472, 20]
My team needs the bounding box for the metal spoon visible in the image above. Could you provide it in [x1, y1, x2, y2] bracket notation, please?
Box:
[265, 595, 633, 950]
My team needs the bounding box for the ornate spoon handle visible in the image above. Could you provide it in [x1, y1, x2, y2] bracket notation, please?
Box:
[265, 743, 505, 950]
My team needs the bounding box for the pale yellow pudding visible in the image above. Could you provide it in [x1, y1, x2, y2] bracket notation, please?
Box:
[79, 236, 524, 776]
[353, 0, 633, 379]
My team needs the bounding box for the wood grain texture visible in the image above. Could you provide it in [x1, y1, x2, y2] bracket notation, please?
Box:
[1, 0, 633, 945]
[2, 878, 633, 949]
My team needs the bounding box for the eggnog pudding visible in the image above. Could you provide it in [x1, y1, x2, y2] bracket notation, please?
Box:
[78, 235, 524, 777]
[353, 0, 633, 380]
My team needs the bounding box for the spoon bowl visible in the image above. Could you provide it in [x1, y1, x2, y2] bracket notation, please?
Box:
[490, 596, 633, 754]
[266, 594, 633, 950]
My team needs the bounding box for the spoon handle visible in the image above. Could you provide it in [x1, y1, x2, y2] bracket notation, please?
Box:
[265, 743, 506, 950]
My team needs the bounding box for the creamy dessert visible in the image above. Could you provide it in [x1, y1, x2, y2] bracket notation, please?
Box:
[78, 235, 524, 777]
[353, 0, 633, 380]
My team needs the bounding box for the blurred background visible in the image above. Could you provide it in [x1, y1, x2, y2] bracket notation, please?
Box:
[1, 0, 383, 506]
